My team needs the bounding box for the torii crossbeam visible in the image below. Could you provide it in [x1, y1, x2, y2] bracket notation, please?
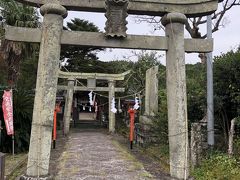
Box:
[5, 25, 213, 53]
[15, 0, 218, 16]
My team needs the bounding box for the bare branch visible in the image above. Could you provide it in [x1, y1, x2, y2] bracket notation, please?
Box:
[134, 0, 240, 39]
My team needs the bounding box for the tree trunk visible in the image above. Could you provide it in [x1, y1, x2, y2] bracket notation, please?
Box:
[228, 118, 236, 156]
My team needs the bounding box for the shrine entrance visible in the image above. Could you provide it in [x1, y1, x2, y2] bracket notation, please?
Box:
[5, 0, 219, 179]
[57, 70, 129, 134]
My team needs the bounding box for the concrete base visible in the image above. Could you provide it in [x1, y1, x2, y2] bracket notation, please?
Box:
[20, 174, 53, 180]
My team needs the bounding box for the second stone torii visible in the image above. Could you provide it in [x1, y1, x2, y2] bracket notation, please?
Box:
[58, 70, 130, 134]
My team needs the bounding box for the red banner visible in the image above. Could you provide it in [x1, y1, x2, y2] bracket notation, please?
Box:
[2, 90, 14, 135]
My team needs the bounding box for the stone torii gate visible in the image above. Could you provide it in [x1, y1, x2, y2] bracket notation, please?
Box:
[5, 0, 220, 179]
[57, 70, 130, 134]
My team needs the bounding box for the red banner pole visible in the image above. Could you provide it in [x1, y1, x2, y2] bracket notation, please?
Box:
[53, 103, 61, 149]
[128, 109, 135, 149]
[53, 109, 57, 149]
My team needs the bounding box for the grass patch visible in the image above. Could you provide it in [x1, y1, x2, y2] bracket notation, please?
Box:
[5, 153, 27, 172]
[191, 153, 240, 180]
[5, 153, 28, 179]
[111, 140, 143, 171]
[141, 144, 170, 173]
[140, 171, 154, 178]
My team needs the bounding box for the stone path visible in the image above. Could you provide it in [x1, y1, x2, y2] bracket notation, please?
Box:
[49, 129, 154, 180]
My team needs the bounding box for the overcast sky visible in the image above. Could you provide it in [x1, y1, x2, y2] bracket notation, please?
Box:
[64, 6, 240, 64]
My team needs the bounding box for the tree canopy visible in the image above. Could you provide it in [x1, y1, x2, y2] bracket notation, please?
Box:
[61, 18, 104, 72]
[214, 48, 240, 124]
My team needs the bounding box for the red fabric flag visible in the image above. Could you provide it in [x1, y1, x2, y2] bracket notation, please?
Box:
[2, 90, 14, 135]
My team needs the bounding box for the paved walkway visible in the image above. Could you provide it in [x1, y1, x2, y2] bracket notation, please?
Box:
[49, 129, 154, 180]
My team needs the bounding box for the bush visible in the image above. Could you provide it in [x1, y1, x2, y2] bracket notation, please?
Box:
[192, 153, 240, 180]
[149, 89, 168, 145]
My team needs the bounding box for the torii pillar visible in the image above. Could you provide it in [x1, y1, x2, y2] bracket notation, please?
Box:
[162, 13, 189, 179]
[63, 78, 75, 136]
[21, 3, 67, 179]
[108, 80, 116, 133]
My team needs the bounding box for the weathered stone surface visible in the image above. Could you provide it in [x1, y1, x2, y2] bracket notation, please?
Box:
[20, 174, 53, 180]
[162, 12, 189, 179]
[190, 123, 206, 168]
[15, 0, 219, 17]
[5, 26, 214, 52]
[40, 3, 67, 18]
[63, 79, 75, 136]
[105, 0, 128, 37]
[144, 66, 158, 116]
[139, 115, 153, 127]
[26, 3, 67, 177]
[139, 65, 159, 145]
[138, 116, 156, 145]
[87, 78, 96, 88]
[58, 70, 130, 80]
[57, 85, 125, 92]
[139, 66, 158, 144]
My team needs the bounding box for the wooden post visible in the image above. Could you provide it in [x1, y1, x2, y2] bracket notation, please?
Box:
[0, 152, 5, 180]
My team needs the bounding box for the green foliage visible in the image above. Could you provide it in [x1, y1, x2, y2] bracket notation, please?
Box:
[0, 89, 33, 152]
[66, 18, 99, 32]
[116, 114, 129, 137]
[111, 51, 164, 94]
[17, 55, 39, 90]
[212, 48, 240, 146]
[0, 61, 8, 85]
[61, 18, 103, 72]
[192, 153, 240, 180]
[150, 62, 207, 140]
[186, 63, 206, 122]
[0, 0, 40, 86]
[127, 51, 161, 93]
[0, 0, 39, 27]
[150, 89, 168, 144]
[214, 48, 240, 120]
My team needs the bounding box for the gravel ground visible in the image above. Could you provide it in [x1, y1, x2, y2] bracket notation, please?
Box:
[49, 129, 155, 180]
